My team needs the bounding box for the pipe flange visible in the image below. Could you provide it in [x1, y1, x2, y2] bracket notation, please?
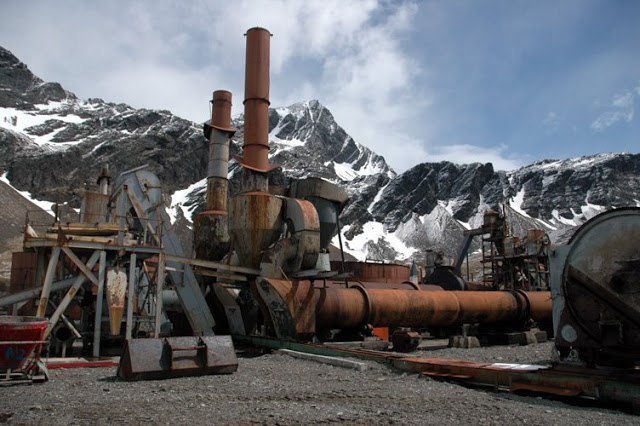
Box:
[350, 283, 372, 327]
[513, 289, 531, 324]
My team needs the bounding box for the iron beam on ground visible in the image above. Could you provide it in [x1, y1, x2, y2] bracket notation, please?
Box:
[237, 335, 640, 410]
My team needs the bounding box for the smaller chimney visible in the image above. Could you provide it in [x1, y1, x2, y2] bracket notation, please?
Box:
[97, 165, 111, 195]
[195, 90, 236, 261]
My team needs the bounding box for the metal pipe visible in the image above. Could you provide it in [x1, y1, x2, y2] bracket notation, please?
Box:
[36, 247, 60, 318]
[93, 250, 107, 357]
[258, 278, 552, 334]
[240, 27, 274, 176]
[195, 90, 236, 261]
[316, 288, 551, 328]
[98, 165, 111, 195]
[0, 277, 75, 308]
[126, 253, 137, 340]
[207, 90, 235, 209]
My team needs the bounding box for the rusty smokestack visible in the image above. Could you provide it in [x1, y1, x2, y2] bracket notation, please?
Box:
[229, 27, 284, 268]
[195, 90, 236, 261]
[97, 165, 111, 196]
[205, 90, 235, 211]
[239, 27, 275, 191]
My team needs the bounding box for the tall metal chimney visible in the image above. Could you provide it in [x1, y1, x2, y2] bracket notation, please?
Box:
[229, 27, 284, 268]
[195, 90, 236, 261]
[239, 27, 276, 192]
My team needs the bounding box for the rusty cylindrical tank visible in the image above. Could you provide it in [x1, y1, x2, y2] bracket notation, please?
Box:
[229, 192, 283, 268]
[195, 90, 236, 261]
[316, 288, 548, 329]
[256, 278, 552, 339]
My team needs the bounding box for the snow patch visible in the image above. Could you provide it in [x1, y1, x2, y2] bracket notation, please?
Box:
[509, 188, 530, 217]
[333, 221, 416, 261]
[333, 162, 359, 181]
[551, 209, 577, 227]
[367, 181, 390, 213]
[168, 178, 206, 224]
[1, 102, 86, 150]
[0, 172, 55, 216]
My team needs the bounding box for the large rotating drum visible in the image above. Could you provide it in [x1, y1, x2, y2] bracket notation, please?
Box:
[551, 207, 640, 367]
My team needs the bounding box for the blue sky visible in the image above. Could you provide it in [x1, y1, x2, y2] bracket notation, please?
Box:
[1, 0, 638, 173]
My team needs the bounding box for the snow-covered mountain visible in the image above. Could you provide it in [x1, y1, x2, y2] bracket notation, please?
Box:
[1, 45, 639, 268]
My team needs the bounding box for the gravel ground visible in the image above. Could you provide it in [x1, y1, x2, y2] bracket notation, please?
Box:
[0, 341, 637, 425]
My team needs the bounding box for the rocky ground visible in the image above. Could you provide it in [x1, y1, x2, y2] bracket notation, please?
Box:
[0, 341, 636, 425]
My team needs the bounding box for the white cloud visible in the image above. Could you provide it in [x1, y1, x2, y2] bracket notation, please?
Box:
[542, 111, 559, 129]
[3, 1, 637, 176]
[426, 144, 525, 172]
[591, 83, 639, 132]
[0, 0, 430, 173]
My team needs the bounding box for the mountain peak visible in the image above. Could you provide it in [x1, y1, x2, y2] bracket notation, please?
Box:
[0, 45, 75, 109]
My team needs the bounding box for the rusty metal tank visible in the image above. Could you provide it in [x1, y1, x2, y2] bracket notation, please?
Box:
[80, 191, 109, 223]
[551, 207, 640, 367]
[330, 261, 411, 283]
[0, 316, 47, 372]
[229, 192, 283, 269]
[255, 278, 552, 340]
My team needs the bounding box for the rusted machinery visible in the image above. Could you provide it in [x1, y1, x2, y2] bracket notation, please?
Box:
[255, 278, 551, 341]
[1, 145, 239, 380]
[551, 207, 640, 368]
[194, 27, 552, 346]
[0, 26, 555, 380]
[442, 208, 550, 291]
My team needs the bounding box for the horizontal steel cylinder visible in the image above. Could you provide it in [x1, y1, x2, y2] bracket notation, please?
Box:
[315, 287, 551, 329]
[256, 278, 553, 341]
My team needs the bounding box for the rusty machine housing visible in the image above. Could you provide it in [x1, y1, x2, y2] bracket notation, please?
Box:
[551, 207, 640, 368]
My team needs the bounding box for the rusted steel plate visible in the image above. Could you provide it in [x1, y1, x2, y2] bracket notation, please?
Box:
[330, 261, 411, 283]
[9, 252, 37, 295]
[117, 336, 238, 381]
[80, 192, 109, 224]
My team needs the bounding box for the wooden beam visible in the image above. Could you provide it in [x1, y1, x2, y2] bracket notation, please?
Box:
[61, 247, 99, 286]
[36, 247, 60, 318]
